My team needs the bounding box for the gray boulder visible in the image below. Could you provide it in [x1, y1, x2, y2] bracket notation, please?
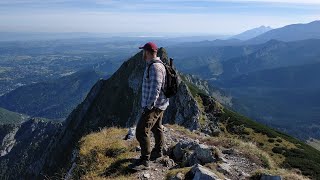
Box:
[172, 140, 218, 166]
[194, 144, 216, 164]
[190, 164, 222, 180]
[260, 174, 282, 180]
[216, 163, 232, 175]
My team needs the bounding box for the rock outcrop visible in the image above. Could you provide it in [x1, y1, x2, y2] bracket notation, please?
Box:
[190, 164, 221, 180]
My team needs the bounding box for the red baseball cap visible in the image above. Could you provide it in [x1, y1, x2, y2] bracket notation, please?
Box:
[139, 42, 158, 52]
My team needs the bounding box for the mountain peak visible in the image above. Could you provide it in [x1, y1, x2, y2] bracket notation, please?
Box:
[232, 26, 273, 40]
[31, 48, 205, 178]
[247, 20, 320, 43]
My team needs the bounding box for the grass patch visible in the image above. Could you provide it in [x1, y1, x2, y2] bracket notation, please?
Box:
[194, 95, 207, 127]
[73, 127, 139, 180]
[251, 169, 309, 180]
[221, 108, 320, 179]
[166, 167, 191, 180]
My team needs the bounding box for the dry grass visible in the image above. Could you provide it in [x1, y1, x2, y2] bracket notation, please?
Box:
[165, 167, 192, 180]
[72, 127, 139, 180]
[243, 128, 297, 165]
[252, 168, 310, 180]
[169, 124, 274, 169]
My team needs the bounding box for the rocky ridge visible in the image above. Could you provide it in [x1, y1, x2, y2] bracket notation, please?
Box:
[68, 123, 306, 180]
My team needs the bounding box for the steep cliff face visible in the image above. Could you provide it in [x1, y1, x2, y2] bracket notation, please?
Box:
[0, 118, 61, 180]
[181, 74, 233, 107]
[30, 48, 203, 179]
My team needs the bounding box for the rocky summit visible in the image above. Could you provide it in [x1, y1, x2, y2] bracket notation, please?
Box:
[1, 48, 320, 180]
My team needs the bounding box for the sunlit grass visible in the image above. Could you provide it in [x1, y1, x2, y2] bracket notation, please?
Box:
[73, 127, 139, 180]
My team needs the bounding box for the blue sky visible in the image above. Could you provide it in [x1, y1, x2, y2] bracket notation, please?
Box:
[0, 0, 319, 35]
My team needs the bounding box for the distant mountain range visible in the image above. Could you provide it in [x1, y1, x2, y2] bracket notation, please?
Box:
[218, 62, 320, 140]
[232, 26, 272, 40]
[247, 20, 320, 44]
[0, 69, 104, 120]
[169, 20, 320, 49]
[167, 20, 320, 141]
[220, 39, 320, 79]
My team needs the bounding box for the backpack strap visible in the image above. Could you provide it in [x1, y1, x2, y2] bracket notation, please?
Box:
[146, 61, 165, 79]
[146, 61, 166, 93]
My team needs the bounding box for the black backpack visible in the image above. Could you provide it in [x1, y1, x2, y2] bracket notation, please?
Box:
[147, 58, 178, 98]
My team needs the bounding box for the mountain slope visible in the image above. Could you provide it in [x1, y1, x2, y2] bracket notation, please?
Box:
[218, 62, 320, 140]
[220, 39, 320, 79]
[167, 43, 263, 79]
[0, 118, 62, 179]
[0, 69, 104, 120]
[232, 26, 272, 40]
[247, 20, 320, 44]
[0, 107, 28, 125]
[221, 62, 320, 89]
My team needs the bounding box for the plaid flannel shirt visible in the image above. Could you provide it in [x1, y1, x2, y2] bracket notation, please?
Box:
[141, 57, 169, 110]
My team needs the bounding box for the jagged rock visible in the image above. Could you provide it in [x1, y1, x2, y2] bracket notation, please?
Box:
[143, 173, 151, 178]
[125, 127, 136, 140]
[165, 82, 201, 130]
[169, 172, 184, 180]
[0, 126, 18, 157]
[0, 118, 62, 179]
[182, 74, 233, 107]
[173, 140, 218, 166]
[156, 156, 176, 168]
[136, 146, 141, 152]
[216, 163, 231, 175]
[222, 148, 235, 155]
[189, 164, 222, 180]
[260, 174, 282, 180]
[194, 144, 216, 164]
[173, 141, 185, 161]
[187, 151, 201, 166]
[239, 171, 251, 179]
[173, 139, 198, 161]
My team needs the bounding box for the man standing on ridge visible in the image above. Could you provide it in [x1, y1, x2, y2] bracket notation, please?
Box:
[130, 42, 169, 170]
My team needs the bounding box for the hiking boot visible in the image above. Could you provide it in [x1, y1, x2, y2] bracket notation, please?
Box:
[150, 150, 163, 161]
[129, 158, 150, 170]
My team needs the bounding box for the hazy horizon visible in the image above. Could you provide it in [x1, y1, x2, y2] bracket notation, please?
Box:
[0, 0, 319, 35]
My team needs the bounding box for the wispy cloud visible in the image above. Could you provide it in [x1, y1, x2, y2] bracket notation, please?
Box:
[220, 0, 320, 4]
[0, 0, 319, 34]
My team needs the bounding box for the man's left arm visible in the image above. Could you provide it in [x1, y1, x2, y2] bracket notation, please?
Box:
[146, 64, 164, 110]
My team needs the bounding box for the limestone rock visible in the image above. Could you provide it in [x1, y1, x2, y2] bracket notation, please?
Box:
[194, 144, 216, 164]
[169, 172, 184, 180]
[125, 127, 136, 140]
[190, 164, 221, 180]
[260, 174, 282, 180]
[172, 140, 217, 166]
[216, 163, 231, 175]
[156, 156, 176, 168]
